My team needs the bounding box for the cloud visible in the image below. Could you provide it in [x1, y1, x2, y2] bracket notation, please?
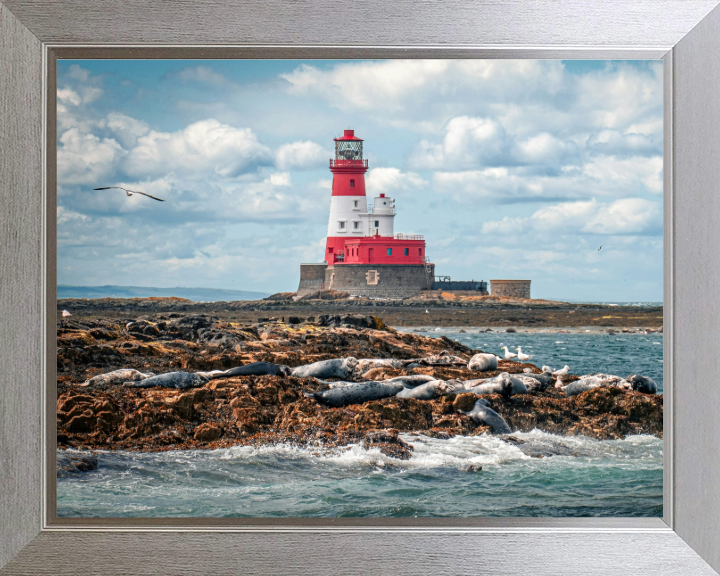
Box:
[409, 116, 508, 170]
[57, 128, 125, 185]
[99, 112, 150, 148]
[482, 198, 662, 236]
[123, 120, 274, 178]
[173, 66, 230, 85]
[62, 64, 104, 104]
[275, 140, 330, 170]
[366, 167, 427, 195]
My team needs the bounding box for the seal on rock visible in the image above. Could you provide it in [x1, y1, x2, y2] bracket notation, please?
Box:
[468, 353, 498, 372]
[212, 362, 291, 378]
[80, 368, 154, 388]
[292, 357, 358, 379]
[305, 380, 404, 407]
[563, 374, 628, 397]
[354, 358, 404, 375]
[458, 399, 512, 434]
[396, 379, 464, 400]
[464, 373, 514, 398]
[626, 374, 658, 394]
[125, 371, 210, 390]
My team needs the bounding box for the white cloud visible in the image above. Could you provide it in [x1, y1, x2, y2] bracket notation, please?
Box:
[123, 120, 273, 178]
[174, 66, 230, 85]
[582, 155, 663, 194]
[57, 128, 125, 185]
[275, 140, 330, 170]
[57, 88, 81, 106]
[366, 167, 426, 195]
[99, 112, 150, 148]
[482, 198, 662, 237]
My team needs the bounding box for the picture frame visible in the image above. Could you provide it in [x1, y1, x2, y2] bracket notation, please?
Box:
[2, 0, 720, 573]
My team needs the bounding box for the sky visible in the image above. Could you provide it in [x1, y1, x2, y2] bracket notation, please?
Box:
[56, 59, 663, 301]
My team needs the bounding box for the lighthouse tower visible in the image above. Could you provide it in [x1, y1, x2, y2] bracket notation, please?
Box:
[325, 130, 371, 265]
[297, 129, 434, 299]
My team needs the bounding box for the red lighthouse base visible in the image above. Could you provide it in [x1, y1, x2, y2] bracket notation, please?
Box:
[326, 235, 427, 265]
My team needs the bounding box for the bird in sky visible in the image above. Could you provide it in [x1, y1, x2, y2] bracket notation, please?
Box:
[598, 246, 603, 251]
[94, 186, 165, 201]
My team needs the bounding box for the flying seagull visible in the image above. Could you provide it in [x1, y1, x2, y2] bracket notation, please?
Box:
[94, 187, 165, 202]
[598, 246, 602, 251]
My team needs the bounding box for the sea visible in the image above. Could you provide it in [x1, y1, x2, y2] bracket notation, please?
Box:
[57, 328, 663, 518]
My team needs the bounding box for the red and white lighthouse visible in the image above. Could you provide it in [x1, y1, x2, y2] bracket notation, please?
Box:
[324, 129, 427, 266]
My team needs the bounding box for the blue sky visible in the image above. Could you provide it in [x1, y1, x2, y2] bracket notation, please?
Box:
[56, 59, 663, 301]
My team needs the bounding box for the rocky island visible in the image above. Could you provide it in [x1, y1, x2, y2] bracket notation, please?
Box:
[57, 312, 663, 464]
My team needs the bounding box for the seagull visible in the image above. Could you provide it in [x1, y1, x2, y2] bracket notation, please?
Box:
[555, 375, 564, 389]
[501, 346, 517, 360]
[598, 246, 602, 251]
[553, 365, 570, 376]
[61, 310, 71, 317]
[94, 186, 165, 201]
[425, 309, 429, 314]
[516, 347, 532, 361]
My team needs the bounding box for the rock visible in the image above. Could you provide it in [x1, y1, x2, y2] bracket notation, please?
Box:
[194, 423, 223, 442]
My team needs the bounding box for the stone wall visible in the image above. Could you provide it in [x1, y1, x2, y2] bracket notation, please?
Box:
[296, 263, 328, 297]
[326, 264, 434, 298]
[490, 279, 531, 299]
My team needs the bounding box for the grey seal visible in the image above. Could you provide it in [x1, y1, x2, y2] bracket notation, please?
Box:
[125, 371, 210, 390]
[464, 373, 514, 398]
[459, 399, 512, 434]
[354, 358, 404, 375]
[414, 351, 467, 366]
[387, 375, 437, 388]
[626, 374, 658, 394]
[292, 357, 358, 379]
[80, 368, 154, 388]
[396, 379, 464, 400]
[212, 362, 291, 378]
[304, 380, 404, 407]
[563, 374, 628, 397]
[519, 371, 554, 393]
[468, 353, 498, 372]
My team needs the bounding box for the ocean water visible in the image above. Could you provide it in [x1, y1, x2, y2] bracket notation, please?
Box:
[57, 331, 663, 518]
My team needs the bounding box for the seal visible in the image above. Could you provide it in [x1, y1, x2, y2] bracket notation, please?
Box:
[414, 351, 467, 366]
[468, 353, 498, 372]
[563, 373, 628, 397]
[80, 368, 154, 388]
[519, 371, 554, 393]
[626, 374, 658, 394]
[125, 371, 209, 390]
[458, 399, 512, 434]
[464, 373, 514, 398]
[292, 357, 358, 379]
[396, 379, 464, 400]
[386, 375, 437, 388]
[212, 362, 291, 378]
[304, 380, 404, 407]
[354, 358, 404, 375]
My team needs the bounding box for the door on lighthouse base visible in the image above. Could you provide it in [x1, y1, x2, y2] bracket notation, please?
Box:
[368, 248, 374, 262]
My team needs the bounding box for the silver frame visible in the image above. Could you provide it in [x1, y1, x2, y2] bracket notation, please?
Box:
[2, 1, 720, 573]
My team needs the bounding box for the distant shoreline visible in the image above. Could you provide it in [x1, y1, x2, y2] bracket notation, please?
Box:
[57, 296, 663, 329]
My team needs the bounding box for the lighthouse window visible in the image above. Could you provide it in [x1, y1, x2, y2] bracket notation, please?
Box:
[338, 221, 345, 229]
[404, 248, 409, 256]
[350, 179, 355, 188]
[353, 221, 359, 229]
[353, 200, 358, 208]
[387, 248, 392, 256]
[375, 220, 379, 227]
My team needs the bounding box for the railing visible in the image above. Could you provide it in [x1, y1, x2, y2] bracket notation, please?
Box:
[394, 233, 424, 240]
[329, 159, 368, 169]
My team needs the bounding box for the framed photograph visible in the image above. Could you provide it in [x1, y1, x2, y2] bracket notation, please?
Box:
[2, 1, 720, 574]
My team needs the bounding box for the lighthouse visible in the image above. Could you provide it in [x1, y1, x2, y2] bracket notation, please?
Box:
[297, 129, 435, 299]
